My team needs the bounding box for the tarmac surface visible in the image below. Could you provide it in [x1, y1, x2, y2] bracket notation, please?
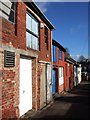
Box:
[30, 80, 90, 120]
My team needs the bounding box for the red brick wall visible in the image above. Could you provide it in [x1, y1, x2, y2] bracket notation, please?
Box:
[1, 2, 26, 49]
[1, 1, 52, 118]
[39, 27, 52, 62]
[1, 2, 52, 61]
[32, 58, 40, 110]
[69, 64, 74, 89]
[1, 49, 20, 119]
[53, 46, 65, 93]
[64, 62, 74, 91]
[1, 49, 40, 119]
[53, 47, 65, 66]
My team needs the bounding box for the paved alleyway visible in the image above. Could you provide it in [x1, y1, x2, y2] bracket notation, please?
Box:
[31, 81, 90, 119]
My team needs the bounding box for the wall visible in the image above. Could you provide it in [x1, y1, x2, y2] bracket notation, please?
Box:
[1, 48, 19, 118]
[39, 27, 52, 62]
[64, 62, 74, 91]
[53, 46, 65, 93]
[1, 1, 52, 118]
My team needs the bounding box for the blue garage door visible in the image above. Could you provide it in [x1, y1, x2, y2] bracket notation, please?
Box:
[52, 69, 57, 94]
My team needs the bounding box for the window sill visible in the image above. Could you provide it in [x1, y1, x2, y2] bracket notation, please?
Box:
[27, 47, 39, 53]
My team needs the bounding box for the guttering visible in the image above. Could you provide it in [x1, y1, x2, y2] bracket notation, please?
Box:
[65, 58, 76, 64]
[52, 39, 66, 52]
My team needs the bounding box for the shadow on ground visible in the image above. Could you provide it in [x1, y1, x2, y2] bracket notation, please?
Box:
[31, 81, 90, 120]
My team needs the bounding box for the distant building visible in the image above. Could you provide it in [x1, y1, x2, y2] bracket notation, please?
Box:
[79, 59, 90, 81]
[52, 40, 66, 94]
[65, 53, 76, 91]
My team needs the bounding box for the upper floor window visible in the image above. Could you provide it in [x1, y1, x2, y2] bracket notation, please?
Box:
[59, 49, 62, 60]
[44, 26, 48, 50]
[0, 0, 16, 23]
[52, 45, 56, 62]
[26, 11, 39, 50]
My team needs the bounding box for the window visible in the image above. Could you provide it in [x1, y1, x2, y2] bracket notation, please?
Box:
[26, 11, 39, 50]
[0, 0, 16, 23]
[59, 50, 62, 60]
[52, 45, 56, 62]
[59, 67, 63, 77]
[44, 26, 48, 50]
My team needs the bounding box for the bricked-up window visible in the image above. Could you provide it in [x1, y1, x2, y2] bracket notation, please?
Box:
[59, 50, 62, 60]
[26, 11, 39, 50]
[0, 0, 16, 23]
[44, 26, 48, 50]
[4, 50, 15, 67]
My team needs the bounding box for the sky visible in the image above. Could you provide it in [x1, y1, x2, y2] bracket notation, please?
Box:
[35, 1, 88, 60]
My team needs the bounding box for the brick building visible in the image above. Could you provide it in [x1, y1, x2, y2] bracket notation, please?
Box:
[0, 0, 54, 118]
[52, 40, 66, 94]
[64, 53, 76, 91]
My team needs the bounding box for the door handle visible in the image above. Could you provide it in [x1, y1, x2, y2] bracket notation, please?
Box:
[23, 90, 25, 94]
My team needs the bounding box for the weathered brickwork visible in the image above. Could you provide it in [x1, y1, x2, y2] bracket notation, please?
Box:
[1, 50, 19, 118]
[0, 48, 3, 119]
[32, 58, 38, 110]
[39, 27, 52, 62]
[1, 1, 53, 119]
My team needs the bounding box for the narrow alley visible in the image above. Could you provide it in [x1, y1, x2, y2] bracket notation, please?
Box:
[0, 1, 89, 119]
[30, 81, 89, 119]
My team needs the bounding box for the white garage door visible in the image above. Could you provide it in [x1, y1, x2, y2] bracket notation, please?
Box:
[19, 58, 32, 116]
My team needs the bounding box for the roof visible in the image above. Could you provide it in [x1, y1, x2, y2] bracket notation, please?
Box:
[65, 57, 76, 64]
[65, 50, 76, 64]
[52, 39, 66, 52]
[79, 59, 90, 63]
[25, 0, 55, 30]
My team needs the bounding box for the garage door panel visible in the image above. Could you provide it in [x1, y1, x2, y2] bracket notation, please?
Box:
[19, 58, 32, 116]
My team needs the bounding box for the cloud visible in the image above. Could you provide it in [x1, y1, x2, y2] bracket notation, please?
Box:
[71, 54, 81, 61]
[72, 54, 88, 61]
[70, 24, 87, 34]
[35, 2, 50, 13]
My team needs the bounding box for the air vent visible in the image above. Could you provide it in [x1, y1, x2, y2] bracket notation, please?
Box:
[4, 50, 15, 67]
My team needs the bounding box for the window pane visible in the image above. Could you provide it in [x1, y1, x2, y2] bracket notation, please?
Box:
[59, 50, 62, 60]
[32, 35, 38, 50]
[32, 18, 38, 35]
[26, 13, 32, 31]
[53, 45, 56, 62]
[26, 32, 31, 48]
[26, 12, 39, 50]
[62, 68, 63, 77]
[9, 10, 14, 22]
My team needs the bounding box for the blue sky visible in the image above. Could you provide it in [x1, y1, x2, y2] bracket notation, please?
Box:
[35, 1, 88, 60]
